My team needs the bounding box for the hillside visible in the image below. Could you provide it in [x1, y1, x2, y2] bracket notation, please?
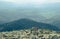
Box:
[0, 19, 60, 32]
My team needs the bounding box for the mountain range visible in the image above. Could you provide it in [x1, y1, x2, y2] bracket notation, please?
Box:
[0, 19, 60, 32]
[0, 1, 60, 31]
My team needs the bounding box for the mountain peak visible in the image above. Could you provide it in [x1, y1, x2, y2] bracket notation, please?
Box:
[0, 18, 60, 32]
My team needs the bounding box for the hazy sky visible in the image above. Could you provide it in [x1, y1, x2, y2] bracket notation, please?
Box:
[0, 0, 60, 4]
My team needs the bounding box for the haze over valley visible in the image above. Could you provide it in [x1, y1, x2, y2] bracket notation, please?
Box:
[0, 0, 60, 30]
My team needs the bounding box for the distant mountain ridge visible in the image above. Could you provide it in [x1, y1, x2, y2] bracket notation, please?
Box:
[0, 19, 60, 32]
[0, 2, 60, 28]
